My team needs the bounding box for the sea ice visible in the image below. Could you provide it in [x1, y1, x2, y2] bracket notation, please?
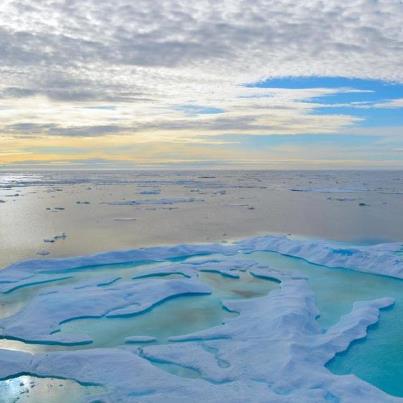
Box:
[0, 273, 397, 402]
[0, 235, 402, 401]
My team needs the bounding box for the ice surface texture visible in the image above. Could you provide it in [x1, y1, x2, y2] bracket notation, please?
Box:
[238, 236, 403, 278]
[0, 235, 402, 402]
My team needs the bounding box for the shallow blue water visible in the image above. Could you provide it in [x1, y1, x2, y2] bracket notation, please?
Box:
[327, 305, 403, 397]
[249, 251, 403, 397]
[60, 294, 235, 347]
[59, 271, 278, 347]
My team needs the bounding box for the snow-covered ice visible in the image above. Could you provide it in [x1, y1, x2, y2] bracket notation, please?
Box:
[1, 234, 403, 401]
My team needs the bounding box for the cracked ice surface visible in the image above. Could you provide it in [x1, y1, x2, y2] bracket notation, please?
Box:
[0, 235, 403, 402]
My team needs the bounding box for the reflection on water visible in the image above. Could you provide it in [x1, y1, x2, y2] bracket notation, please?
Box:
[2, 169, 403, 269]
[0, 375, 103, 403]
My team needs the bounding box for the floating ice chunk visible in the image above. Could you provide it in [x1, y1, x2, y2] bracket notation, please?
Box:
[43, 233, 67, 244]
[138, 189, 161, 195]
[289, 187, 370, 193]
[43, 238, 55, 243]
[36, 250, 50, 256]
[106, 197, 203, 206]
[327, 197, 356, 202]
[113, 217, 137, 221]
[54, 233, 67, 240]
[46, 207, 65, 212]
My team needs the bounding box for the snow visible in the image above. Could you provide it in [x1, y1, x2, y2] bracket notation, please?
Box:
[0, 275, 397, 402]
[0, 235, 402, 401]
[238, 236, 403, 279]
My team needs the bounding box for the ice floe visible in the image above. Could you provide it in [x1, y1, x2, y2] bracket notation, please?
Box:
[106, 197, 203, 206]
[1, 235, 403, 401]
[0, 274, 397, 402]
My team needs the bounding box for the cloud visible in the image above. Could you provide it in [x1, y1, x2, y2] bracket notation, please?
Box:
[0, 0, 402, 166]
[0, 85, 364, 141]
[373, 99, 403, 109]
[1, 1, 403, 77]
[3, 122, 128, 137]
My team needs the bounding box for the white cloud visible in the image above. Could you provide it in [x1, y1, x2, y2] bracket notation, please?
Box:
[0, 0, 402, 141]
[373, 99, 403, 108]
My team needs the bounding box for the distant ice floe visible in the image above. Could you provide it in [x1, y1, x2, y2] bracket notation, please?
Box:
[0, 235, 403, 401]
[138, 189, 161, 195]
[36, 250, 50, 256]
[46, 207, 65, 212]
[289, 187, 370, 193]
[43, 233, 67, 244]
[289, 187, 403, 195]
[106, 197, 204, 206]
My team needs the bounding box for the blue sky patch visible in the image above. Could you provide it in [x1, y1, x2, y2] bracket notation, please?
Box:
[247, 76, 403, 128]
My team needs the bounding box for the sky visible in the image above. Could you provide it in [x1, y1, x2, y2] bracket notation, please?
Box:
[0, 0, 403, 169]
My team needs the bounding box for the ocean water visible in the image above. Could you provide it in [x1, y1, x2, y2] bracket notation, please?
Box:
[1, 170, 403, 268]
[1, 170, 403, 400]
